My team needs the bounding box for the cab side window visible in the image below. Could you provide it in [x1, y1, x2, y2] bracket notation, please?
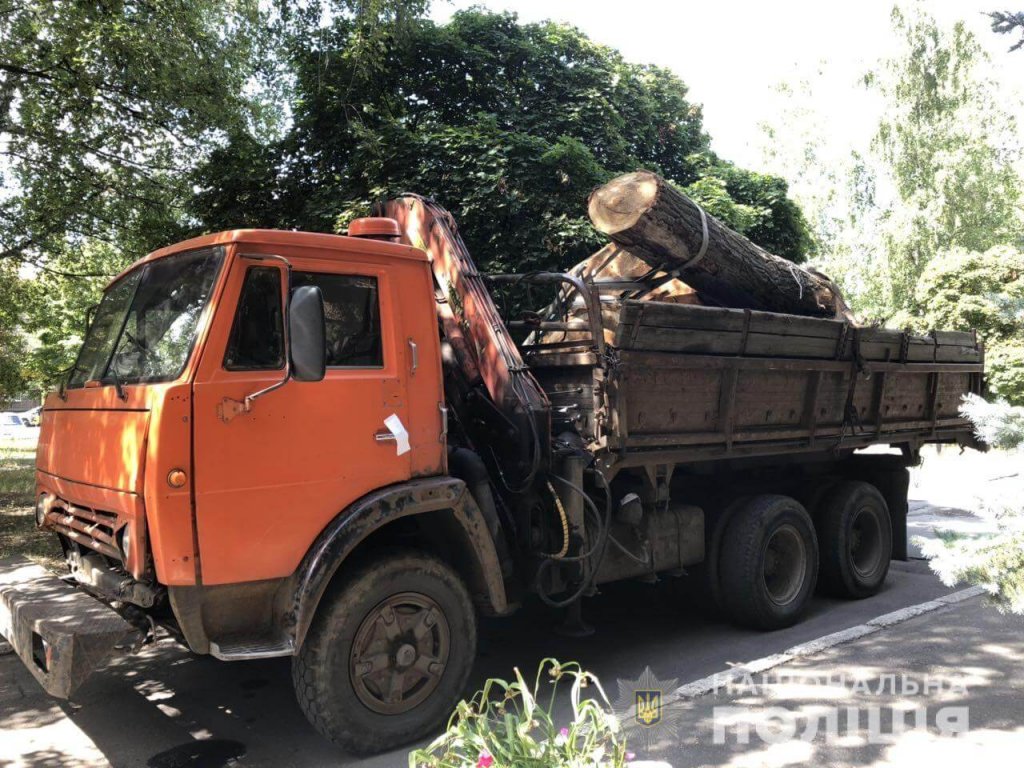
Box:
[224, 266, 285, 370]
[293, 272, 383, 367]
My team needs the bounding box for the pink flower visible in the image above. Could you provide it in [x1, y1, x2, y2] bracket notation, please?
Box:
[626, 752, 636, 762]
[476, 750, 494, 768]
[559, 728, 569, 738]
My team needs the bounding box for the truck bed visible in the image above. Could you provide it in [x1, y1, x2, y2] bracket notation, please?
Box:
[520, 298, 984, 472]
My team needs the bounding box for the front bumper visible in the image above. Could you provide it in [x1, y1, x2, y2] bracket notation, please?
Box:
[0, 556, 139, 698]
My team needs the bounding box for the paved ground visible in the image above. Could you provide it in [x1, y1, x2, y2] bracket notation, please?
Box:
[642, 595, 1024, 767]
[0, 447, 1020, 767]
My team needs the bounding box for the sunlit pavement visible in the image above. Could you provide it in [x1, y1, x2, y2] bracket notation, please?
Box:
[644, 596, 1024, 767]
[0, 447, 1019, 767]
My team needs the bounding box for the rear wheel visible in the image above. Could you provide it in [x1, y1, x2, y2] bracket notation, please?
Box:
[817, 481, 892, 599]
[719, 495, 818, 630]
[292, 549, 476, 754]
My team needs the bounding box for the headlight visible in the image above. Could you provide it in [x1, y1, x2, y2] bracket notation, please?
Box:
[121, 522, 132, 558]
[34, 495, 46, 528]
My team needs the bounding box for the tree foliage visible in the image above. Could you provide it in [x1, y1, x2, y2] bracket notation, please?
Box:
[2, 5, 811, 394]
[761, 6, 1024, 326]
[903, 245, 1024, 404]
[0, 263, 28, 399]
[912, 246, 1024, 339]
[989, 10, 1024, 51]
[0, 0, 271, 269]
[985, 344, 1024, 406]
[194, 10, 811, 280]
[866, 7, 1024, 311]
[0, 0, 278, 393]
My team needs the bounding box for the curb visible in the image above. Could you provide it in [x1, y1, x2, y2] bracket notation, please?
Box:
[665, 586, 986, 705]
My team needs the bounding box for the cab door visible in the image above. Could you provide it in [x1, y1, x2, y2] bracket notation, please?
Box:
[191, 249, 412, 585]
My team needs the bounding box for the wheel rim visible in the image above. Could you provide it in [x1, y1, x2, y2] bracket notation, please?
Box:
[850, 506, 883, 579]
[762, 523, 807, 606]
[349, 592, 450, 715]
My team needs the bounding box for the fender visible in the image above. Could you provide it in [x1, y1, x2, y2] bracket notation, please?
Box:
[285, 475, 511, 650]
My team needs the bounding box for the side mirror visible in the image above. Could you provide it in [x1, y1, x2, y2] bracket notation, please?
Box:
[289, 285, 326, 382]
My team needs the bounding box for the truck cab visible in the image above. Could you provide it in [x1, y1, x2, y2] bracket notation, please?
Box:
[37, 229, 449, 587]
[15, 228, 511, 753]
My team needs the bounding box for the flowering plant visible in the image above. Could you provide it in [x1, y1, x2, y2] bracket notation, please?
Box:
[409, 658, 630, 768]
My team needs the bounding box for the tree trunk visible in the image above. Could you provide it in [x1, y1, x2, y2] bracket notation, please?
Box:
[588, 170, 854, 320]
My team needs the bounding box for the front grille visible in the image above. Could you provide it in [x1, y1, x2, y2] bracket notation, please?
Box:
[45, 500, 122, 562]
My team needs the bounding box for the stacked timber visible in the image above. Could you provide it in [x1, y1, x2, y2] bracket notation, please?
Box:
[530, 243, 702, 347]
[531, 170, 863, 351]
[587, 171, 855, 322]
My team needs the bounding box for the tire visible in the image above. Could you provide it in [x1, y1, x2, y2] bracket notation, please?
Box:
[719, 495, 818, 630]
[292, 549, 477, 755]
[796, 480, 837, 525]
[817, 481, 892, 599]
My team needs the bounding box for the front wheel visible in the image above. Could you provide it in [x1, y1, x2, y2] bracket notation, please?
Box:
[292, 549, 476, 754]
[719, 495, 819, 630]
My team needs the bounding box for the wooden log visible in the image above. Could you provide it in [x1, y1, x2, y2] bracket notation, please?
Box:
[527, 243, 703, 347]
[588, 170, 855, 321]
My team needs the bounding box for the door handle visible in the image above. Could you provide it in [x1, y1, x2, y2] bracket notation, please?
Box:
[408, 338, 418, 374]
[376, 414, 410, 455]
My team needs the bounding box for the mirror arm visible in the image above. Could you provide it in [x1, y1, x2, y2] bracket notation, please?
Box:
[218, 254, 293, 423]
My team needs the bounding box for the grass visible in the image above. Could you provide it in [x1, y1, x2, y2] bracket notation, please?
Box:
[0, 438, 62, 569]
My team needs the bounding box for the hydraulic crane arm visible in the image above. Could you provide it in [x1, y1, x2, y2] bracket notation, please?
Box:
[376, 194, 551, 493]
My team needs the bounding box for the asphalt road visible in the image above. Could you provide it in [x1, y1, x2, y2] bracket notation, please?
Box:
[649, 595, 1024, 767]
[1, 447, 1017, 768]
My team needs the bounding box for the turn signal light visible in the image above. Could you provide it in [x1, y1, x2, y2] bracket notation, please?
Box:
[35, 495, 47, 527]
[167, 469, 188, 488]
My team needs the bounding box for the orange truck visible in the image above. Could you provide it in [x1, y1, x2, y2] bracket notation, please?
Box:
[0, 195, 983, 754]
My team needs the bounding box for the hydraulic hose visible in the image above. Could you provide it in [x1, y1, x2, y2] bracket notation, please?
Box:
[534, 470, 612, 608]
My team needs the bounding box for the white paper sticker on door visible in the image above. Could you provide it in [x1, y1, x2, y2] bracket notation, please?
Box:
[384, 413, 411, 456]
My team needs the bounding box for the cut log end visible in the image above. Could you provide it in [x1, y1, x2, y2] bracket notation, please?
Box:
[588, 171, 661, 235]
[588, 170, 857, 322]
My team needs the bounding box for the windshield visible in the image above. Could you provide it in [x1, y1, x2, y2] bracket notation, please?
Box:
[68, 247, 224, 388]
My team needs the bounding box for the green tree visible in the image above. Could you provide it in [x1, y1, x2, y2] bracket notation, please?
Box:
[912, 246, 1024, 338]
[0, 262, 28, 400]
[195, 9, 811, 280]
[759, 5, 1024, 326]
[906, 245, 1024, 404]
[0, 1, 274, 271]
[0, 0, 277, 391]
[3, 5, 811, 393]
[867, 6, 1024, 311]
[989, 10, 1024, 50]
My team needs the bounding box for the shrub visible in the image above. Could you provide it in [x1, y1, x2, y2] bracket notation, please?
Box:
[913, 245, 1024, 338]
[985, 342, 1024, 406]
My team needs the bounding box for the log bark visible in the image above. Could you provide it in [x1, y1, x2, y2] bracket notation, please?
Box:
[588, 170, 854, 320]
[529, 244, 703, 347]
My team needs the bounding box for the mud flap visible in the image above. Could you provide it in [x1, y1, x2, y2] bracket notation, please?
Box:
[0, 556, 139, 699]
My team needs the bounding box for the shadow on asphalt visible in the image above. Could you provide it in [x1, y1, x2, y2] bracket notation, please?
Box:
[648, 598, 1024, 768]
[3, 560, 955, 768]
